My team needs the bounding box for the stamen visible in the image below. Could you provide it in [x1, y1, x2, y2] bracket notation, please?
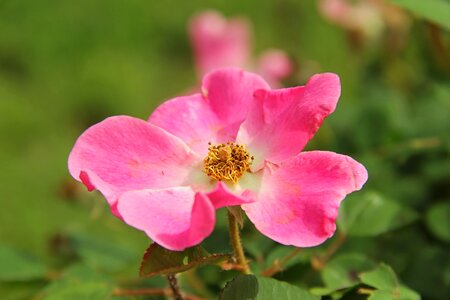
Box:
[203, 142, 253, 183]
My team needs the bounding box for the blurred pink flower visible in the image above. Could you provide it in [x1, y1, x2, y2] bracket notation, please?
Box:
[68, 68, 367, 251]
[189, 11, 251, 76]
[189, 10, 293, 87]
[319, 0, 385, 40]
[257, 49, 293, 87]
[319, 0, 410, 46]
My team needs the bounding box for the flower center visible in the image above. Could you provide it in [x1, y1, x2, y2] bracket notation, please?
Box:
[203, 142, 253, 183]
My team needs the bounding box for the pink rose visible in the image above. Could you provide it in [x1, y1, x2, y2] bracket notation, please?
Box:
[68, 68, 367, 251]
[189, 11, 294, 87]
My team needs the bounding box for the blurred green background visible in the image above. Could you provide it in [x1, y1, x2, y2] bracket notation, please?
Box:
[0, 0, 449, 299]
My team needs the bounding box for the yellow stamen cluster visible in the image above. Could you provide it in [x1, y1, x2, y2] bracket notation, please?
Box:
[203, 142, 253, 183]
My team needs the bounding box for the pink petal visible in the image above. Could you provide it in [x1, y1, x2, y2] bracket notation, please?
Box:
[148, 94, 233, 157]
[117, 187, 215, 250]
[149, 69, 269, 156]
[189, 11, 251, 76]
[68, 116, 198, 209]
[237, 73, 340, 167]
[257, 49, 293, 87]
[242, 151, 367, 247]
[319, 0, 352, 26]
[202, 67, 270, 130]
[206, 182, 254, 209]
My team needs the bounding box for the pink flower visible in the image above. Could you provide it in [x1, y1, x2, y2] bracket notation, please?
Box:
[319, 0, 385, 40]
[68, 68, 367, 251]
[189, 11, 293, 87]
[256, 49, 294, 87]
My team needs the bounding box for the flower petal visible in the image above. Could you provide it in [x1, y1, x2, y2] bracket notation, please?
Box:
[237, 73, 340, 167]
[68, 116, 198, 208]
[117, 187, 215, 250]
[149, 69, 270, 156]
[148, 94, 232, 157]
[206, 181, 254, 209]
[319, 0, 352, 26]
[256, 49, 293, 87]
[189, 11, 251, 76]
[202, 68, 270, 132]
[242, 151, 367, 247]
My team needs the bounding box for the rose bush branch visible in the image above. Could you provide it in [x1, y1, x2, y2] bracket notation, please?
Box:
[167, 274, 184, 300]
[228, 210, 251, 274]
[112, 287, 204, 300]
[311, 230, 347, 271]
[261, 248, 302, 277]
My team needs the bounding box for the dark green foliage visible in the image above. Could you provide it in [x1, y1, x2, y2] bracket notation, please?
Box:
[220, 275, 319, 300]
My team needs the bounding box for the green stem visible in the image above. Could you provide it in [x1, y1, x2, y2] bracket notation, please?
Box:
[227, 210, 251, 274]
[112, 287, 203, 300]
[261, 248, 302, 277]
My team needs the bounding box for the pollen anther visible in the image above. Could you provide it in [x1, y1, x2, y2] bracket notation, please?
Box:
[203, 142, 253, 183]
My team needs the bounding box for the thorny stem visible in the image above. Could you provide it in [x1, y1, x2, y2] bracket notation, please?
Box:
[167, 274, 184, 300]
[261, 248, 302, 277]
[227, 210, 251, 274]
[311, 231, 346, 271]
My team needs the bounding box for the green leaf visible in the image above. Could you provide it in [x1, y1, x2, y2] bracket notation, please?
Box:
[338, 191, 418, 236]
[391, 0, 450, 30]
[44, 282, 111, 300]
[70, 233, 135, 272]
[397, 285, 422, 300]
[368, 290, 396, 300]
[0, 281, 47, 300]
[360, 264, 420, 300]
[139, 243, 230, 277]
[309, 286, 341, 296]
[220, 275, 319, 300]
[257, 277, 319, 300]
[425, 201, 450, 242]
[0, 245, 47, 281]
[321, 253, 376, 290]
[220, 274, 259, 300]
[41, 264, 113, 300]
[360, 263, 398, 290]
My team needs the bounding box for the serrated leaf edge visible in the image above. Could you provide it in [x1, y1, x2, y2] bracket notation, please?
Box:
[139, 244, 230, 277]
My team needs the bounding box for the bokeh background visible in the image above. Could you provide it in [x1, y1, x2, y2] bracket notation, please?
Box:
[0, 1, 449, 299]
